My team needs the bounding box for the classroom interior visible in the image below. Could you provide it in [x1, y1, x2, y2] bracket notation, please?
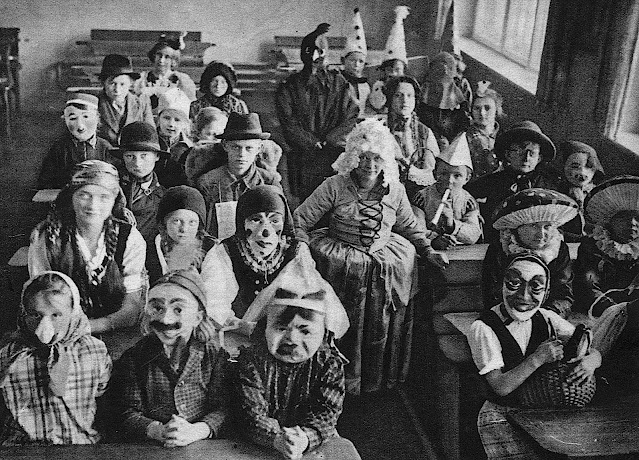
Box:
[1, 0, 639, 459]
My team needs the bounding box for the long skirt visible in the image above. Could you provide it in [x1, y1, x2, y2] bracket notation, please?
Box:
[310, 229, 418, 394]
[477, 400, 550, 460]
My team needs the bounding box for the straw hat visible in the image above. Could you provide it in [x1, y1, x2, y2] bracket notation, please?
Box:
[493, 188, 579, 230]
[584, 176, 639, 226]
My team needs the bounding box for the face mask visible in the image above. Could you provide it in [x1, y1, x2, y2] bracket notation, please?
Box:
[504, 302, 541, 322]
[35, 316, 56, 344]
[244, 212, 284, 258]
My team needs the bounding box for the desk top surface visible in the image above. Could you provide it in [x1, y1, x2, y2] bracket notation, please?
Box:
[0, 437, 359, 459]
[508, 398, 639, 457]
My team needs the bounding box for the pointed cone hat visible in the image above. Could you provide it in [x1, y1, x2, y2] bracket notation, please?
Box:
[383, 6, 410, 65]
[344, 8, 367, 57]
[439, 133, 473, 171]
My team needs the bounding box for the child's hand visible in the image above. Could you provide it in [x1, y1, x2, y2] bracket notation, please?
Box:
[282, 426, 309, 459]
[441, 201, 454, 228]
[146, 420, 168, 442]
[531, 339, 564, 367]
[432, 234, 458, 250]
[163, 415, 210, 447]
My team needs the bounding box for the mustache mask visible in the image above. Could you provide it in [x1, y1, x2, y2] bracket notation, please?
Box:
[150, 320, 182, 331]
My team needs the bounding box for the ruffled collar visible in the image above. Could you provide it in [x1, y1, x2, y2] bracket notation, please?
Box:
[592, 225, 639, 261]
[236, 235, 290, 277]
[499, 228, 562, 264]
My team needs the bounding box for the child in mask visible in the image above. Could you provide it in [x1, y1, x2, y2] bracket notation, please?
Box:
[557, 141, 605, 241]
[201, 185, 314, 331]
[38, 93, 113, 189]
[110, 270, 228, 446]
[413, 133, 481, 249]
[573, 176, 639, 318]
[236, 259, 350, 459]
[482, 188, 579, 318]
[185, 107, 228, 186]
[469, 254, 601, 460]
[0, 272, 111, 445]
[146, 185, 216, 284]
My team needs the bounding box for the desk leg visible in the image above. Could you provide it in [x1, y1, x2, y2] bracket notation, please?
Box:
[436, 354, 460, 460]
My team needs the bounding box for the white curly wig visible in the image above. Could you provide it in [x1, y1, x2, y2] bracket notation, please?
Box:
[332, 118, 401, 184]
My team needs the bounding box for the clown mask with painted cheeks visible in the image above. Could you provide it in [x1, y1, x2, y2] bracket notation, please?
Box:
[244, 211, 284, 258]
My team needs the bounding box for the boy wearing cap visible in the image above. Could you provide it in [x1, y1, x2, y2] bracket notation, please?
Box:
[196, 112, 281, 237]
[482, 188, 578, 318]
[97, 54, 154, 147]
[237, 260, 349, 459]
[38, 93, 113, 189]
[110, 269, 229, 446]
[465, 120, 561, 243]
[413, 133, 481, 249]
[156, 87, 193, 164]
[111, 121, 167, 246]
[276, 23, 358, 200]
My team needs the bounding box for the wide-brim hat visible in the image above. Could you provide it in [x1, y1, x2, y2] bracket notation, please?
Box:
[584, 175, 639, 226]
[98, 54, 141, 81]
[494, 120, 556, 162]
[493, 188, 578, 230]
[109, 121, 167, 159]
[219, 112, 270, 140]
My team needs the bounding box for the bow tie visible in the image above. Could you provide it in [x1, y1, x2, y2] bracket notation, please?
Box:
[344, 73, 368, 85]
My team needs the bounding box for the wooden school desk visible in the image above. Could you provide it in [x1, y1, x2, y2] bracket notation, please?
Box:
[0, 437, 361, 460]
[508, 397, 639, 458]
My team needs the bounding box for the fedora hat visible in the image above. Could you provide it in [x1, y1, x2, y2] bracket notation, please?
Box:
[494, 120, 556, 162]
[98, 54, 141, 81]
[219, 112, 270, 141]
[109, 121, 167, 158]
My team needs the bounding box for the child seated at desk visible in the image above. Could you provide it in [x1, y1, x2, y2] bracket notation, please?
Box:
[482, 188, 578, 318]
[413, 133, 481, 250]
[185, 107, 228, 185]
[110, 269, 228, 447]
[156, 87, 193, 164]
[469, 254, 601, 460]
[196, 113, 281, 237]
[38, 93, 113, 189]
[236, 260, 350, 460]
[0, 272, 111, 445]
[96, 54, 154, 147]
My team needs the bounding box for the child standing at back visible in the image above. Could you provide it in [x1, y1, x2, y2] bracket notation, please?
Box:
[38, 93, 113, 189]
[97, 54, 154, 147]
[413, 133, 481, 249]
[0, 272, 111, 445]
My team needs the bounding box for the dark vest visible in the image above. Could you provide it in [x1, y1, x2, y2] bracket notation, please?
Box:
[478, 309, 549, 406]
[223, 236, 298, 319]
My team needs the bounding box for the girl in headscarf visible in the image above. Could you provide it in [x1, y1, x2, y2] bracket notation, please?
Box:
[189, 61, 248, 119]
[0, 271, 111, 445]
[201, 185, 314, 331]
[294, 119, 447, 394]
[470, 254, 601, 459]
[28, 160, 147, 334]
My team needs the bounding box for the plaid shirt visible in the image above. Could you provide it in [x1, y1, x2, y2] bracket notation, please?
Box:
[0, 336, 111, 445]
[236, 340, 346, 451]
[111, 335, 229, 440]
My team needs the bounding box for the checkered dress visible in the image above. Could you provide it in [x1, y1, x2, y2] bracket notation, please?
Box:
[0, 335, 111, 445]
[236, 340, 346, 451]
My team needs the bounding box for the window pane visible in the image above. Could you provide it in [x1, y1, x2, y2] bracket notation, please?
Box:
[503, 0, 539, 65]
[473, 0, 508, 49]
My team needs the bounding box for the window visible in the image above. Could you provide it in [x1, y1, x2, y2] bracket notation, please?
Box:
[457, 0, 550, 93]
[612, 35, 639, 152]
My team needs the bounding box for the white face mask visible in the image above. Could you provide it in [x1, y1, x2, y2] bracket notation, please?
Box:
[244, 212, 284, 258]
[502, 260, 548, 323]
[35, 316, 56, 344]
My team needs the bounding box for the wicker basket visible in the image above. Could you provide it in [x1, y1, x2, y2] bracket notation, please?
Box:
[517, 361, 596, 408]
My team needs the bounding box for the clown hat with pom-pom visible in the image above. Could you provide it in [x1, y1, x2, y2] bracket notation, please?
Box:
[344, 8, 367, 58]
[382, 6, 410, 65]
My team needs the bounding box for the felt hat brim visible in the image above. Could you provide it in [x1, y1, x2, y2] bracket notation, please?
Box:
[98, 68, 141, 81]
[109, 142, 167, 159]
[495, 127, 556, 162]
[218, 131, 271, 141]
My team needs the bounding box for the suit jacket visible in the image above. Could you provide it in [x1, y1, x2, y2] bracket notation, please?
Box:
[97, 92, 154, 146]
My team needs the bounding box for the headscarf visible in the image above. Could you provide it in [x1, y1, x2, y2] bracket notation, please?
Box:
[234, 185, 294, 240]
[501, 253, 550, 323]
[1, 271, 91, 398]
